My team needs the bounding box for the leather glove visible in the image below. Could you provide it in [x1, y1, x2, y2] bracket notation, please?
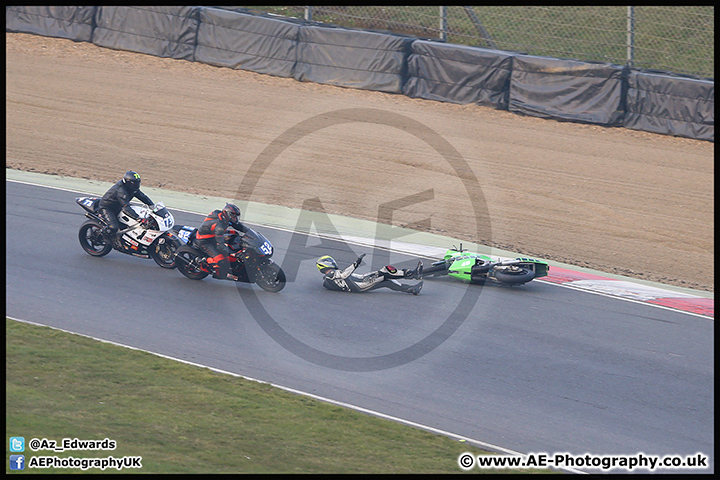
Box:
[139, 218, 149, 227]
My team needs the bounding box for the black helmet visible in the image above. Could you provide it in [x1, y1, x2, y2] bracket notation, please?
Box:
[220, 203, 241, 223]
[316, 255, 338, 274]
[123, 171, 141, 191]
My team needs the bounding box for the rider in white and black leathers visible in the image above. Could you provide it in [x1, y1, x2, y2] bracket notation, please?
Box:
[316, 254, 423, 295]
[98, 171, 154, 240]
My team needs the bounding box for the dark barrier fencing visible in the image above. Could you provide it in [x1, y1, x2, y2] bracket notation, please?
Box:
[624, 71, 714, 142]
[6, 6, 96, 42]
[509, 55, 626, 126]
[92, 6, 200, 61]
[403, 40, 513, 109]
[195, 8, 300, 78]
[294, 25, 413, 93]
[5, 6, 713, 142]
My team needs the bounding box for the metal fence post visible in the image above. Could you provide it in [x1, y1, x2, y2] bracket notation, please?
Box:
[463, 6, 498, 49]
[440, 6, 447, 41]
[627, 6, 635, 68]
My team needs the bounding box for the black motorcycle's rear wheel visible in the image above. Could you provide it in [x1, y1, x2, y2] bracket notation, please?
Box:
[176, 249, 209, 280]
[493, 266, 535, 286]
[150, 235, 181, 269]
[254, 262, 286, 292]
[78, 220, 113, 257]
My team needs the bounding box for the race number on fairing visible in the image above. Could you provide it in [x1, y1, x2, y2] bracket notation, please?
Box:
[260, 241, 272, 255]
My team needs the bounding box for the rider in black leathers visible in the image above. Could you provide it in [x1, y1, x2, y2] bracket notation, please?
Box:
[98, 171, 154, 241]
[316, 254, 423, 295]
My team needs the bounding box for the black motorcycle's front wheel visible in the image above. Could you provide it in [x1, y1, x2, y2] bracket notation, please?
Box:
[493, 266, 535, 286]
[78, 221, 113, 257]
[150, 235, 181, 269]
[175, 249, 209, 280]
[254, 262, 286, 292]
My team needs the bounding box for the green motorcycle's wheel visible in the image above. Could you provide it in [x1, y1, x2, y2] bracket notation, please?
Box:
[494, 267, 535, 286]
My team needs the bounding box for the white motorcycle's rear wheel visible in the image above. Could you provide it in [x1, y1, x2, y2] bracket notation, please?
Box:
[78, 221, 113, 257]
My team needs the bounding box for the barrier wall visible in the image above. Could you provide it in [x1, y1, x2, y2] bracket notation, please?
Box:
[5, 6, 713, 142]
[509, 55, 626, 126]
[624, 71, 714, 142]
[403, 40, 513, 109]
[195, 7, 299, 78]
[294, 25, 412, 93]
[92, 6, 200, 60]
[6, 6, 96, 42]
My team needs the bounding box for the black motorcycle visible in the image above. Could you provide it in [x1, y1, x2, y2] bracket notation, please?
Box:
[76, 196, 183, 269]
[174, 225, 286, 292]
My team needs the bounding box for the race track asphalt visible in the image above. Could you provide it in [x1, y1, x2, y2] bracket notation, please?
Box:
[6, 178, 713, 474]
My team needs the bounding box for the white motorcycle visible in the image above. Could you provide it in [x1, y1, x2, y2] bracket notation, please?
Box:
[75, 196, 183, 269]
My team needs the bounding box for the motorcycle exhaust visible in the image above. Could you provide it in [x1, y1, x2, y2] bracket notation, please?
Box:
[174, 253, 191, 266]
[498, 259, 521, 266]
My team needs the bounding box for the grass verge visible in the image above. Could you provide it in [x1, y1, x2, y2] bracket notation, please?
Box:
[6, 318, 554, 474]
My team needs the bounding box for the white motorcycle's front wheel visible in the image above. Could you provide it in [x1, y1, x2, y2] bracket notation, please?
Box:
[150, 235, 181, 269]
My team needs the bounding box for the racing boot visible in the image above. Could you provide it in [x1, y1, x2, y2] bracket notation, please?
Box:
[111, 231, 124, 250]
[208, 260, 221, 277]
[100, 226, 119, 247]
[213, 258, 238, 281]
[406, 260, 423, 280]
[100, 226, 114, 239]
[405, 280, 423, 295]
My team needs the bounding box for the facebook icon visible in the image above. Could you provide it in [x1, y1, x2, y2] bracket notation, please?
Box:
[10, 454, 25, 470]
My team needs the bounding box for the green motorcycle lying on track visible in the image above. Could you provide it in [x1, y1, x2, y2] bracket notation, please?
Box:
[422, 244, 549, 286]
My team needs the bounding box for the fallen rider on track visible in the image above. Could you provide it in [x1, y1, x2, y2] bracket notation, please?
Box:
[316, 253, 423, 295]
